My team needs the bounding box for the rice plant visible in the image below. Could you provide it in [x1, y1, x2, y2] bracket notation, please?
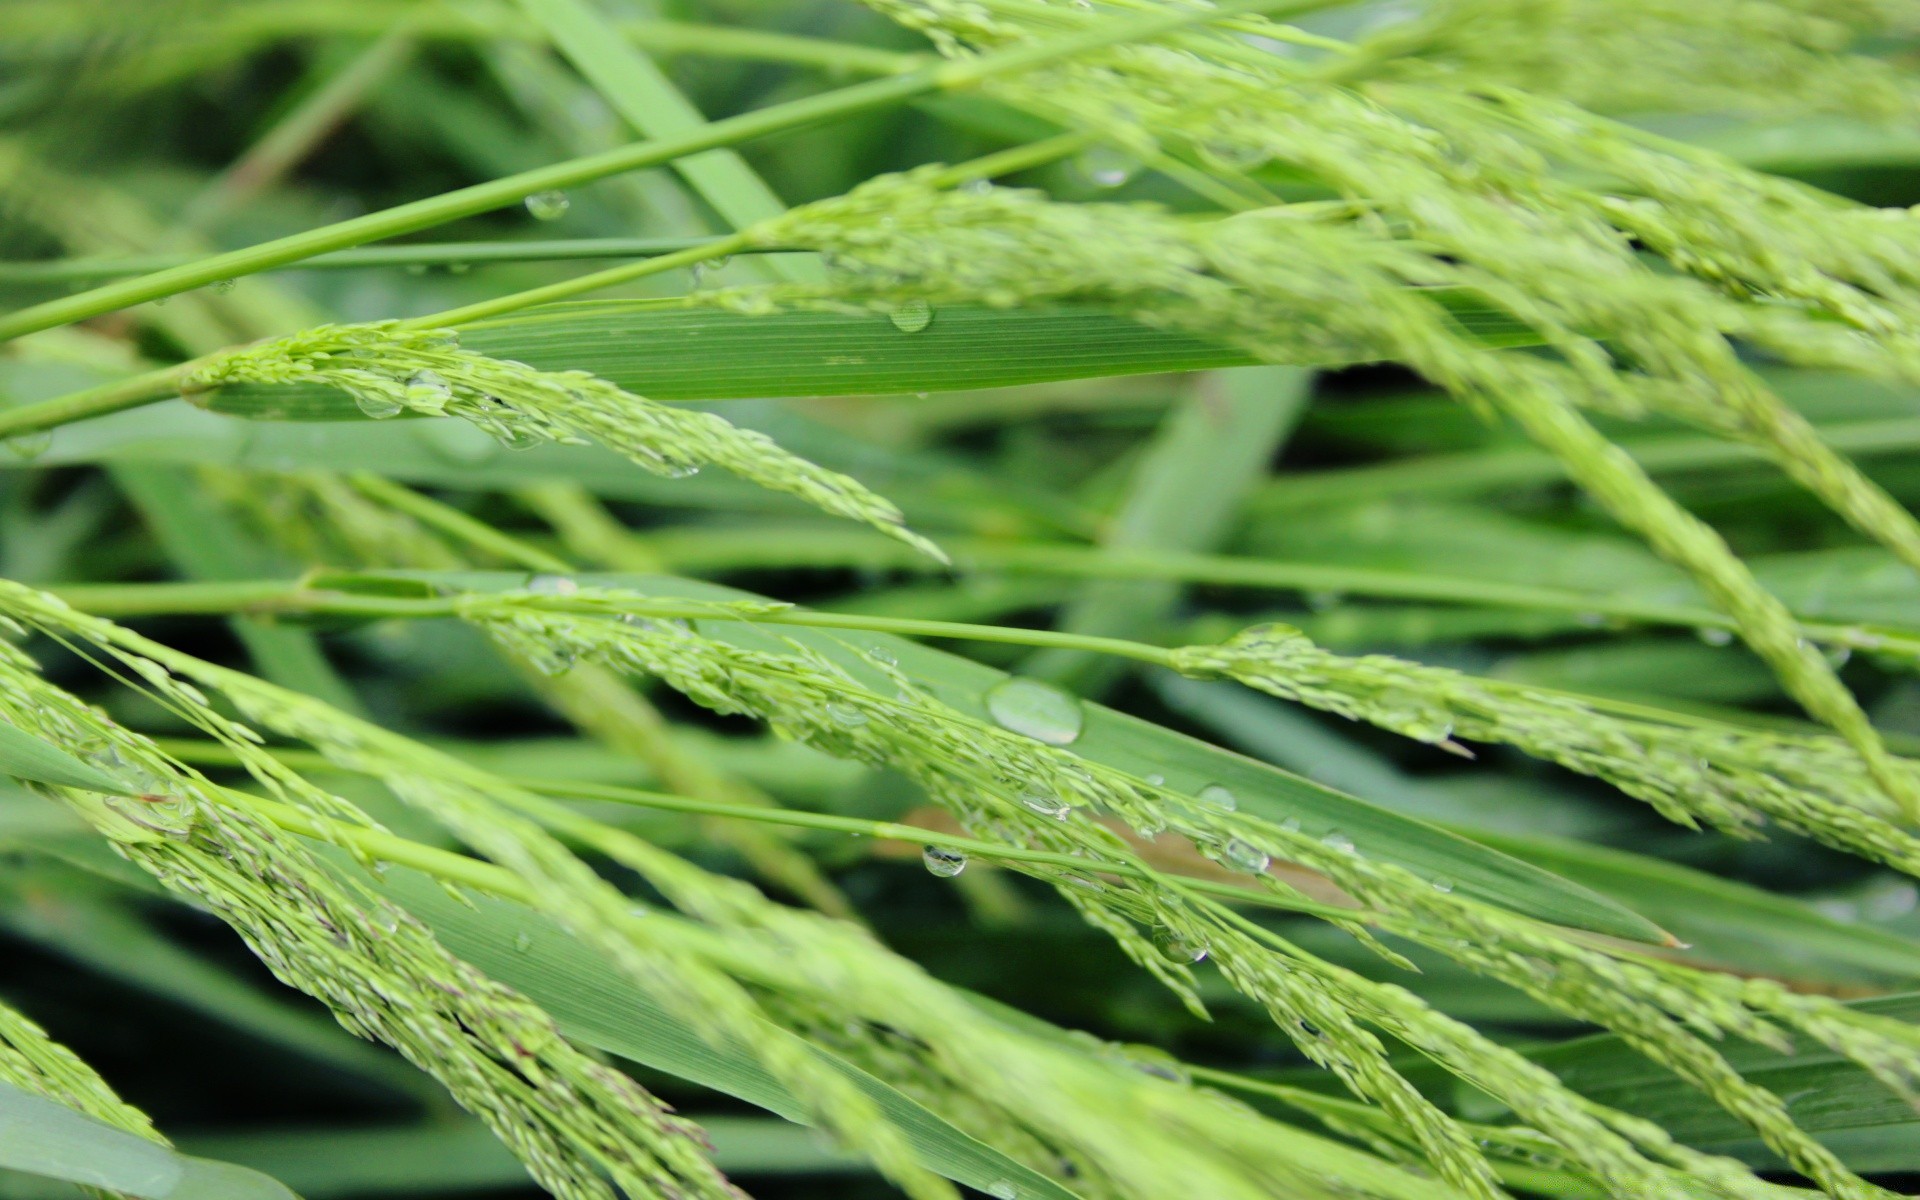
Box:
[3, 2, 1920, 1197]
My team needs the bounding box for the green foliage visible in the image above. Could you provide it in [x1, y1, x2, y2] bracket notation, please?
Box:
[4, 2, 1920, 1199]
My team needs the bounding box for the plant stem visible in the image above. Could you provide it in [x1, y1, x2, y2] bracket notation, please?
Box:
[46, 569, 1920, 664]
[345, 474, 573, 573]
[0, 0, 1309, 345]
[0, 366, 192, 441]
[51, 577, 1183, 665]
[405, 233, 758, 329]
[0, 238, 767, 284]
[409, 133, 1093, 327]
[197, 755, 1346, 919]
[153, 7, 927, 77]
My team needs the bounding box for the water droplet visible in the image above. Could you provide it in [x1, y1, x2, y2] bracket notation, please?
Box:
[524, 190, 570, 220]
[826, 702, 869, 728]
[866, 646, 898, 667]
[1198, 140, 1272, 172]
[210, 278, 236, 294]
[922, 846, 967, 877]
[4, 430, 52, 461]
[526, 573, 578, 596]
[1320, 830, 1355, 854]
[1078, 145, 1138, 188]
[514, 932, 533, 953]
[988, 1184, 1016, 1200]
[1278, 816, 1302, 834]
[404, 369, 453, 414]
[492, 426, 545, 451]
[1020, 789, 1069, 819]
[1197, 783, 1237, 811]
[352, 390, 404, 419]
[1120, 1045, 1189, 1084]
[1695, 625, 1735, 647]
[888, 298, 934, 333]
[1430, 876, 1455, 894]
[1153, 926, 1207, 964]
[985, 677, 1084, 745]
[1224, 838, 1270, 873]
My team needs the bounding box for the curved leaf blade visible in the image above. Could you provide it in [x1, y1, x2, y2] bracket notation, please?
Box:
[195, 298, 1538, 420]
[361, 862, 1083, 1200]
[0, 1081, 297, 1200]
[359, 570, 1666, 943]
[0, 721, 124, 793]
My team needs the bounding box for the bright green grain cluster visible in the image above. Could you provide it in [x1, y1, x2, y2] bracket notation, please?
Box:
[182, 322, 945, 561]
[0, 578, 1482, 1200]
[0, 587, 740, 1200]
[1362, 0, 1920, 117]
[1173, 622, 1920, 870]
[456, 582, 1920, 1200]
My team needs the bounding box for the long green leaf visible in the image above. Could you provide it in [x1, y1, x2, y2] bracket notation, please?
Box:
[0, 1082, 297, 1200]
[351, 569, 1666, 943]
[193, 298, 1538, 419]
[1158, 676, 1920, 988]
[180, 1118, 858, 1196]
[1516, 994, 1920, 1173]
[0, 722, 124, 793]
[361, 862, 1083, 1200]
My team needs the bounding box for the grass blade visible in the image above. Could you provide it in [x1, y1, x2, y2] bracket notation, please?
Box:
[0, 1081, 297, 1200]
[361, 568, 1668, 943]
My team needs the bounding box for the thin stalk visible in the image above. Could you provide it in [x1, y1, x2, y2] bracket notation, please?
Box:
[179, 745, 1349, 919]
[0, 237, 762, 283]
[0, 367, 191, 442]
[0, 0, 1314, 345]
[405, 232, 757, 329]
[408, 135, 1092, 328]
[1256, 416, 1920, 510]
[45, 571, 1920, 663]
[50, 578, 1182, 666]
[629, 526, 1792, 634]
[215, 785, 539, 901]
[109, 7, 928, 76]
[345, 474, 573, 573]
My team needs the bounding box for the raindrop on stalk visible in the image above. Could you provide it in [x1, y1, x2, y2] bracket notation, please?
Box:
[352, 390, 404, 419]
[4, 430, 51, 461]
[1224, 838, 1270, 873]
[524, 190, 570, 221]
[922, 846, 967, 877]
[985, 676, 1084, 745]
[1020, 789, 1069, 819]
[1153, 926, 1208, 964]
[404, 369, 453, 414]
[1078, 145, 1137, 188]
[826, 703, 869, 728]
